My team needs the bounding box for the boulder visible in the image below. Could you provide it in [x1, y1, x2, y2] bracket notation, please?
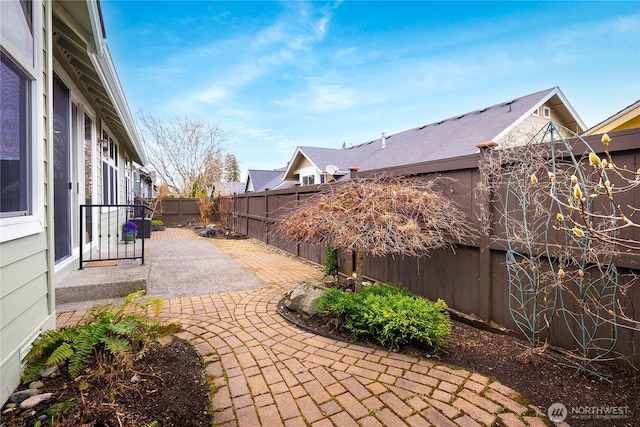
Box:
[283, 283, 326, 318]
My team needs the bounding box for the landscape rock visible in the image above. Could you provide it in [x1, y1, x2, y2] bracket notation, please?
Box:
[8, 389, 40, 403]
[29, 381, 45, 389]
[40, 365, 58, 378]
[283, 283, 327, 318]
[19, 393, 53, 409]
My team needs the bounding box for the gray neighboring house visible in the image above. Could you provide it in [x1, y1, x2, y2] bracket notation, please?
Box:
[268, 87, 585, 187]
[245, 168, 288, 192]
[0, 0, 145, 405]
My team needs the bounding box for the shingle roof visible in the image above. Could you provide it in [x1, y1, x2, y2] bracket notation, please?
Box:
[298, 142, 380, 173]
[247, 168, 285, 192]
[273, 87, 584, 183]
[358, 88, 560, 171]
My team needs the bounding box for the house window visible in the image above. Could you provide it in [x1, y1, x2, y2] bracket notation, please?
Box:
[302, 175, 315, 185]
[0, 53, 30, 217]
[102, 130, 118, 205]
[542, 106, 551, 119]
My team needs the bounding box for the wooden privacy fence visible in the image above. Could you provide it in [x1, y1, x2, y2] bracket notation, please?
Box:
[153, 198, 201, 226]
[220, 128, 640, 368]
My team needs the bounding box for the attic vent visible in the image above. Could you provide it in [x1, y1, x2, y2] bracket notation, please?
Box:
[456, 114, 465, 120]
[437, 120, 444, 125]
[477, 108, 487, 113]
[504, 99, 515, 112]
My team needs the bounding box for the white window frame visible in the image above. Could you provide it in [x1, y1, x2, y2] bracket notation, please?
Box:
[302, 175, 315, 186]
[82, 110, 96, 250]
[124, 154, 132, 204]
[543, 106, 551, 119]
[0, 0, 44, 243]
[101, 125, 119, 207]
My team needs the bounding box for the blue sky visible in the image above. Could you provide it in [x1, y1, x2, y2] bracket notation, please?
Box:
[101, 1, 640, 177]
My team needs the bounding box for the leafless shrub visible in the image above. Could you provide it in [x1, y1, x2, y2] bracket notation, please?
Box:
[274, 175, 478, 291]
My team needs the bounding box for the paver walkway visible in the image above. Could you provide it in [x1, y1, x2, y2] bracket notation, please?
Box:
[57, 231, 549, 426]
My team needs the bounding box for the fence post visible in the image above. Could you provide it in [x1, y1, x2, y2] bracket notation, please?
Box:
[476, 141, 497, 322]
[265, 192, 269, 244]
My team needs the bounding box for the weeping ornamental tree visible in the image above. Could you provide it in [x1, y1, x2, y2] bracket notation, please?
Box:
[275, 176, 476, 292]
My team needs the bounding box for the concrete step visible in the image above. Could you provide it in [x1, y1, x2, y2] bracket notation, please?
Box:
[56, 259, 149, 305]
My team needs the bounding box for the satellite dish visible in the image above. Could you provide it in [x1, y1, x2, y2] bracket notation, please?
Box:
[325, 164, 339, 175]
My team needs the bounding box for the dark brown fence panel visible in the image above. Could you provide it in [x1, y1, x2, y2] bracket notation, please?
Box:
[222, 128, 640, 368]
[155, 198, 200, 226]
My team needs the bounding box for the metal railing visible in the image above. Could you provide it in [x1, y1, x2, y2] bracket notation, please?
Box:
[79, 204, 152, 269]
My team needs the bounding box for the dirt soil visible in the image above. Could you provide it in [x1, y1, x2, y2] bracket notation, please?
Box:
[279, 299, 640, 427]
[1, 338, 212, 427]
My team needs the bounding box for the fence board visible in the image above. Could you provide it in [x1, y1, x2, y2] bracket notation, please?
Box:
[221, 128, 640, 368]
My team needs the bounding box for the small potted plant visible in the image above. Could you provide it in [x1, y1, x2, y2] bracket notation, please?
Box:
[122, 221, 138, 243]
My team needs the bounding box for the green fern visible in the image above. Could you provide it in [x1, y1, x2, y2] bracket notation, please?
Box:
[46, 342, 74, 366]
[101, 335, 132, 357]
[22, 291, 180, 382]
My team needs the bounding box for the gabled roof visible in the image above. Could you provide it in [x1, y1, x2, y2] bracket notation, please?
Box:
[283, 143, 379, 180]
[583, 99, 640, 136]
[358, 87, 585, 171]
[258, 87, 585, 186]
[245, 168, 286, 192]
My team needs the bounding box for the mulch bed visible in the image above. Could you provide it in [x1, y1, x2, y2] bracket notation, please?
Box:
[1, 338, 212, 427]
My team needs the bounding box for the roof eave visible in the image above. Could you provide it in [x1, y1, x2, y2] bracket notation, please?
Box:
[86, 1, 147, 164]
[491, 87, 586, 145]
[282, 147, 323, 180]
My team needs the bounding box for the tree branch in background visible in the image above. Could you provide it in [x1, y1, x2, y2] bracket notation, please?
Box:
[138, 113, 226, 197]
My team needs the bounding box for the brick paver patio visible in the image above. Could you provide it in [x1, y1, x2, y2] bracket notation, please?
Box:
[57, 231, 549, 426]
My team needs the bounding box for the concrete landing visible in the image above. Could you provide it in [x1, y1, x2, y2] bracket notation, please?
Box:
[55, 257, 149, 306]
[55, 228, 265, 312]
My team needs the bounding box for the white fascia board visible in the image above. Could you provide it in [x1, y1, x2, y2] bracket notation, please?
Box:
[554, 86, 587, 132]
[491, 87, 586, 146]
[296, 148, 322, 175]
[282, 147, 303, 180]
[491, 89, 555, 145]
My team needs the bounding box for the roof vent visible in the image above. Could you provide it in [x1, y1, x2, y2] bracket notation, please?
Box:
[381, 132, 387, 149]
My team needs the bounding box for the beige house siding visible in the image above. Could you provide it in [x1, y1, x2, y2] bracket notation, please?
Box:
[498, 102, 575, 148]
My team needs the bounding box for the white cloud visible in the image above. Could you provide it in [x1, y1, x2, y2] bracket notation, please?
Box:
[274, 84, 356, 112]
[192, 87, 228, 104]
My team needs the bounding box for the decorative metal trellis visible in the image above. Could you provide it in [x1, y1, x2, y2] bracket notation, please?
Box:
[503, 122, 618, 380]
